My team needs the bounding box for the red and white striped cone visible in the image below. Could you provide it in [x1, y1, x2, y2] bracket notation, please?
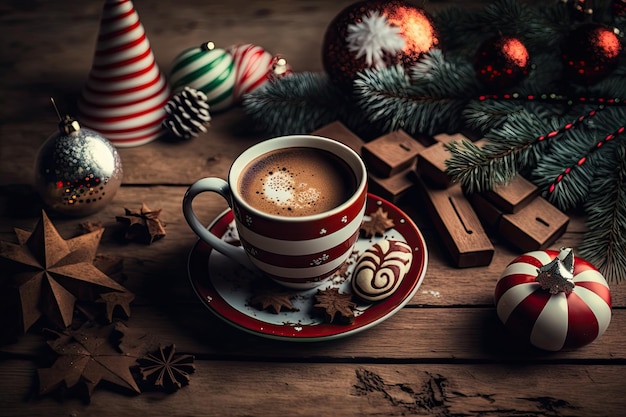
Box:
[78, 0, 170, 147]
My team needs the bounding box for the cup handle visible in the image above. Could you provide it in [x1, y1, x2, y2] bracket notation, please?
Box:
[182, 177, 255, 270]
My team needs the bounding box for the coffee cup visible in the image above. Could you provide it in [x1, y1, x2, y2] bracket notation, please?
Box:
[182, 135, 368, 289]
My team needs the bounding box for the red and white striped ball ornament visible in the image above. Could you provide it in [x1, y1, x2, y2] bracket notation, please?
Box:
[494, 248, 611, 351]
[78, 0, 170, 147]
[226, 43, 274, 102]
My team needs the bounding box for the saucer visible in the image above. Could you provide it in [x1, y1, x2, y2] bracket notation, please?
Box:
[187, 193, 428, 341]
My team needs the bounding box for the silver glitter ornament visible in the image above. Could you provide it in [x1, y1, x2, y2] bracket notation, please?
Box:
[34, 115, 123, 217]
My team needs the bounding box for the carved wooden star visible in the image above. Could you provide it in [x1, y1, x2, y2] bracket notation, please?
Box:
[313, 287, 356, 324]
[38, 323, 141, 398]
[248, 287, 298, 314]
[0, 210, 129, 332]
[116, 203, 166, 244]
[138, 344, 195, 391]
[361, 207, 395, 238]
[97, 291, 136, 322]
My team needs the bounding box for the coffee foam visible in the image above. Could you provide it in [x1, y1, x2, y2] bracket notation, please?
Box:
[239, 148, 354, 217]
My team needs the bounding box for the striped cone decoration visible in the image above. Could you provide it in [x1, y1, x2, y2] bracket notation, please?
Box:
[227, 43, 274, 102]
[78, 0, 170, 147]
[494, 248, 611, 351]
[169, 42, 235, 112]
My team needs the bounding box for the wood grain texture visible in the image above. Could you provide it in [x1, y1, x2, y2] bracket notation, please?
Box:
[1, 360, 624, 417]
[0, 1, 624, 416]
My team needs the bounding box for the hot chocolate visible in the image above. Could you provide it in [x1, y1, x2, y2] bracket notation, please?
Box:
[238, 147, 357, 217]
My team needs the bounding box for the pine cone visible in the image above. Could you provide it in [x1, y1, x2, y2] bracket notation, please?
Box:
[162, 87, 211, 140]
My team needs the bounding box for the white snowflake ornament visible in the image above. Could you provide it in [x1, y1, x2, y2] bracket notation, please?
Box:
[322, 0, 439, 87]
[346, 11, 405, 69]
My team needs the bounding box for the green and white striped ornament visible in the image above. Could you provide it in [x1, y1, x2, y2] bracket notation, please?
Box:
[169, 42, 235, 112]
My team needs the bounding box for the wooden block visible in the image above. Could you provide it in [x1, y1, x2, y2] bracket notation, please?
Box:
[498, 196, 569, 252]
[418, 180, 494, 268]
[361, 130, 424, 178]
[368, 162, 416, 203]
[467, 192, 502, 230]
[416, 142, 451, 188]
[417, 138, 488, 189]
[414, 133, 438, 147]
[312, 121, 364, 154]
[483, 175, 538, 213]
[433, 132, 470, 144]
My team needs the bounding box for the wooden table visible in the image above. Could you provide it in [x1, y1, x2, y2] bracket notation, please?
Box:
[1, 1, 624, 416]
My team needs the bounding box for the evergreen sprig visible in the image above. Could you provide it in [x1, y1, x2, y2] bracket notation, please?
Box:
[353, 50, 478, 136]
[242, 72, 355, 135]
[579, 140, 626, 283]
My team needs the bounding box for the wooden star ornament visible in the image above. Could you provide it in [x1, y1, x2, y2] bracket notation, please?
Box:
[97, 291, 136, 322]
[313, 287, 356, 324]
[246, 279, 299, 314]
[361, 207, 395, 238]
[138, 344, 195, 391]
[38, 323, 141, 399]
[116, 203, 166, 244]
[0, 210, 131, 332]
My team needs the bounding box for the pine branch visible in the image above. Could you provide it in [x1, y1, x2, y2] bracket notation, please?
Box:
[446, 105, 578, 193]
[579, 140, 626, 283]
[463, 100, 531, 132]
[242, 72, 351, 135]
[531, 127, 598, 210]
[353, 50, 477, 136]
[444, 135, 529, 194]
[532, 107, 626, 210]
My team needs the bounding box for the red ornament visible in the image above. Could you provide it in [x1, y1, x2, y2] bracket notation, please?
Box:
[495, 248, 612, 351]
[561, 23, 622, 85]
[322, 0, 439, 88]
[473, 35, 530, 91]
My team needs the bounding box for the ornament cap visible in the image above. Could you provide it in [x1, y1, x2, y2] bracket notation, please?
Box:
[271, 55, 291, 77]
[201, 41, 216, 51]
[535, 247, 576, 295]
[58, 115, 81, 135]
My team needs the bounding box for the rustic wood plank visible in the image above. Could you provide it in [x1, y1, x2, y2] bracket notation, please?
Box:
[3, 306, 624, 362]
[1, 360, 624, 417]
[1, 2, 624, 416]
[1, 185, 621, 308]
[0, 110, 261, 187]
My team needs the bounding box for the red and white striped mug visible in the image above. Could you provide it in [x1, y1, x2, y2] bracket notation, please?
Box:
[183, 135, 368, 289]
